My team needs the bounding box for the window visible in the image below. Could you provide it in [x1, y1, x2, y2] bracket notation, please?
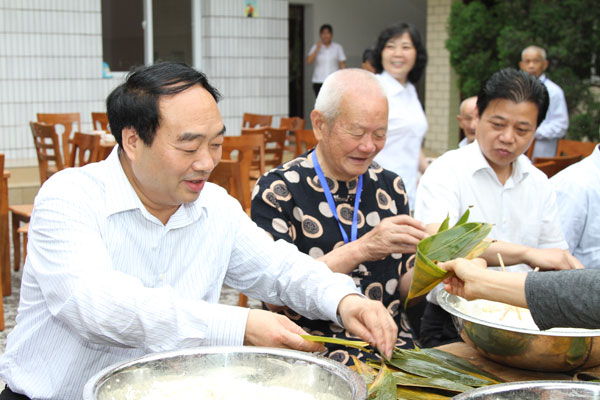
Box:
[101, 0, 193, 72]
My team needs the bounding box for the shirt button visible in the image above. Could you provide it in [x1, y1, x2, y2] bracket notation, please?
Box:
[159, 274, 165, 281]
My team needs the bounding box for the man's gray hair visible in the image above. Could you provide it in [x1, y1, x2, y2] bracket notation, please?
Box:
[314, 68, 385, 124]
[521, 45, 547, 60]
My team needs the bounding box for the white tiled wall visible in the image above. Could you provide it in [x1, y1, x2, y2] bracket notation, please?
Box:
[0, 0, 119, 167]
[0, 0, 290, 167]
[202, 0, 289, 133]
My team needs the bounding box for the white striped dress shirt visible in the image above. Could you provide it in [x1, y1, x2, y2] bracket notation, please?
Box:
[0, 148, 359, 399]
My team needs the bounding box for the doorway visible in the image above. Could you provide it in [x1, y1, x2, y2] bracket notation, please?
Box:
[288, 4, 304, 118]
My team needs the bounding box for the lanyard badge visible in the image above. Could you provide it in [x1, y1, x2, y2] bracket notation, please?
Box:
[311, 150, 363, 243]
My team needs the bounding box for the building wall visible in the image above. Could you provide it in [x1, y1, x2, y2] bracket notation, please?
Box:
[0, 0, 290, 168]
[201, 0, 289, 134]
[424, 0, 459, 155]
[0, 0, 114, 168]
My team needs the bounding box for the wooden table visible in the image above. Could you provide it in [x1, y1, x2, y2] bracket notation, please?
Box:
[438, 341, 600, 382]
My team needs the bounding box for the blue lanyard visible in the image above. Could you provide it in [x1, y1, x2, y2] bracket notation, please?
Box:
[312, 150, 363, 243]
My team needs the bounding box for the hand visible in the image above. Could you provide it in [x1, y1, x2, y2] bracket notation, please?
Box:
[523, 248, 584, 271]
[337, 294, 397, 359]
[440, 258, 488, 300]
[244, 309, 324, 352]
[359, 215, 427, 261]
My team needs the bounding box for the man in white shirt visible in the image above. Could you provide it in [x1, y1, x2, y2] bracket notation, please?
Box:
[457, 96, 477, 148]
[414, 68, 582, 347]
[550, 145, 600, 269]
[0, 62, 397, 400]
[306, 24, 346, 96]
[519, 45, 569, 159]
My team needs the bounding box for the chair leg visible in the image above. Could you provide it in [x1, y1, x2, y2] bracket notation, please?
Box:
[21, 231, 27, 267]
[11, 215, 20, 272]
[237, 293, 249, 308]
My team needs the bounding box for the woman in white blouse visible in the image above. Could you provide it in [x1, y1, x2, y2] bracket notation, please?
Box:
[372, 22, 428, 210]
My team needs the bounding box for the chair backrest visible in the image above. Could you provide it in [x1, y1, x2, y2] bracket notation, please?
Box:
[247, 127, 287, 170]
[532, 154, 582, 178]
[240, 129, 267, 175]
[91, 112, 110, 132]
[29, 121, 65, 183]
[208, 159, 245, 210]
[524, 138, 536, 160]
[242, 113, 272, 128]
[68, 132, 101, 167]
[533, 160, 561, 178]
[294, 129, 318, 157]
[555, 139, 598, 158]
[37, 113, 81, 165]
[279, 116, 306, 131]
[222, 136, 257, 211]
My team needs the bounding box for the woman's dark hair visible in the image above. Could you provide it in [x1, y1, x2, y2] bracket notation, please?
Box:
[319, 24, 333, 34]
[477, 68, 549, 127]
[373, 22, 427, 84]
[106, 61, 221, 148]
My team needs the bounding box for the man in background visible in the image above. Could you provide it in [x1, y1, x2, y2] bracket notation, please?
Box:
[519, 45, 568, 158]
[457, 96, 477, 147]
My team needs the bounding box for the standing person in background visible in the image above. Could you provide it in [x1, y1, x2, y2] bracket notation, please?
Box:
[457, 96, 478, 148]
[372, 22, 428, 210]
[307, 24, 346, 97]
[519, 45, 568, 159]
[361, 48, 376, 73]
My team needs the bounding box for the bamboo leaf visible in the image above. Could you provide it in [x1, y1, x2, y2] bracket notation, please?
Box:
[437, 214, 450, 233]
[388, 348, 493, 387]
[454, 207, 472, 227]
[396, 387, 453, 400]
[418, 348, 503, 383]
[300, 335, 371, 352]
[367, 363, 396, 400]
[352, 355, 377, 386]
[392, 370, 472, 393]
[404, 217, 492, 308]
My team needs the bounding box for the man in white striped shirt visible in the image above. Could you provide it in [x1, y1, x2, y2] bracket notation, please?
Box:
[0, 62, 397, 400]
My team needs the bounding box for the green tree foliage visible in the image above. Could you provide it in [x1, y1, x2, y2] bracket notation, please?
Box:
[446, 0, 600, 141]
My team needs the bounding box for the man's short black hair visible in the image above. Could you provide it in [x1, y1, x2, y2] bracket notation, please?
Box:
[319, 24, 333, 34]
[362, 48, 376, 65]
[106, 61, 221, 148]
[373, 22, 427, 84]
[477, 68, 549, 127]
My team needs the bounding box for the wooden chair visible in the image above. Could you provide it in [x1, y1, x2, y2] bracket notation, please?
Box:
[0, 154, 5, 328]
[8, 204, 33, 273]
[279, 117, 306, 153]
[30, 121, 65, 183]
[262, 127, 287, 170]
[524, 138, 536, 160]
[555, 139, 598, 158]
[242, 113, 272, 128]
[37, 113, 81, 165]
[222, 136, 260, 213]
[294, 129, 318, 157]
[208, 159, 245, 208]
[533, 160, 560, 178]
[532, 154, 582, 178]
[91, 112, 110, 131]
[68, 132, 101, 167]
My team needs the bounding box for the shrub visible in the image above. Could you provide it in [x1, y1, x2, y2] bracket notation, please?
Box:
[446, 0, 600, 141]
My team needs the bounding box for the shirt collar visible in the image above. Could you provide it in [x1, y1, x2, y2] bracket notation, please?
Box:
[379, 71, 407, 96]
[102, 147, 206, 227]
[468, 141, 530, 185]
